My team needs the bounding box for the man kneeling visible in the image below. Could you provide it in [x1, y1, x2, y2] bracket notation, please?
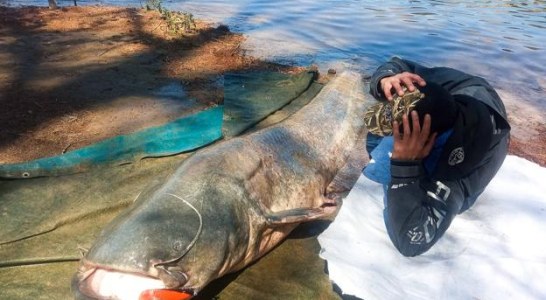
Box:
[363, 57, 510, 256]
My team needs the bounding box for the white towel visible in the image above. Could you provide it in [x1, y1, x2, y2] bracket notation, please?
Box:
[318, 155, 546, 300]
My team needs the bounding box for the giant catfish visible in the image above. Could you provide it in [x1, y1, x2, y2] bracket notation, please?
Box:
[73, 71, 367, 299]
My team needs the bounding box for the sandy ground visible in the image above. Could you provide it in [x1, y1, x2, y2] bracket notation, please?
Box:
[0, 5, 543, 167]
[498, 89, 546, 167]
[0, 5, 300, 164]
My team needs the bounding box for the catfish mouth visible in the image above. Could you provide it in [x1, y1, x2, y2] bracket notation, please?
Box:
[74, 263, 194, 300]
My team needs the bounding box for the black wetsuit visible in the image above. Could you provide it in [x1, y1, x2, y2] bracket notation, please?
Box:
[368, 57, 511, 256]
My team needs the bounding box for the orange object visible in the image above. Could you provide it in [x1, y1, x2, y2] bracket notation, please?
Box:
[139, 289, 193, 300]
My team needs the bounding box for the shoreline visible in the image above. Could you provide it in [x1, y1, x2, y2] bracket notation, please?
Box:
[0, 5, 543, 167]
[0, 5, 301, 164]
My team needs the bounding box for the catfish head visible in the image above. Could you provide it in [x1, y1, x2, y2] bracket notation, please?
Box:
[73, 179, 253, 300]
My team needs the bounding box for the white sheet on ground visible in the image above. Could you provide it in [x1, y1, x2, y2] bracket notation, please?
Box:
[318, 155, 546, 300]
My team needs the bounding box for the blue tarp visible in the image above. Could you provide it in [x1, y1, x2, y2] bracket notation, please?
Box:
[0, 107, 223, 178]
[0, 70, 318, 179]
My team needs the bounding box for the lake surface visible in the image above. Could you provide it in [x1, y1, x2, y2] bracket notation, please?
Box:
[4, 0, 546, 123]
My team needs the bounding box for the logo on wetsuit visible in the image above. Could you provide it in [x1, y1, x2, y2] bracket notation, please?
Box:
[448, 147, 465, 166]
[407, 215, 438, 245]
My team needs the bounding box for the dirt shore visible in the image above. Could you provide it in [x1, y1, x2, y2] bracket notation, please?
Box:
[0, 5, 301, 164]
[0, 5, 543, 166]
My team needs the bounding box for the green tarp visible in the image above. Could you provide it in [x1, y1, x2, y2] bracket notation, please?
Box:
[0, 157, 339, 299]
[0, 70, 343, 300]
[223, 70, 317, 137]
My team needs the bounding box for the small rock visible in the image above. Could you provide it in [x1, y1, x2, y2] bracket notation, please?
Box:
[327, 68, 336, 75]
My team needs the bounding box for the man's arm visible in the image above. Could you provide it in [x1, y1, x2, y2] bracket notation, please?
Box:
[386, 160, 465, 256]
[386, 135, 508, 256]
[384, 106, 507, 256]
[382, 110, 465, 256]
[371, 57, 486, 97]
[369, 57, 418, 100]
[370, 57, 509, 126]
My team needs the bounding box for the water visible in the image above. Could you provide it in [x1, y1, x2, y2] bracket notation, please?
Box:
[169, 0, 545, 114]
[3, 0, 546, 121]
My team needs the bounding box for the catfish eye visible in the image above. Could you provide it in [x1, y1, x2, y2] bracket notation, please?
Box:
[173, 240, 184, 252]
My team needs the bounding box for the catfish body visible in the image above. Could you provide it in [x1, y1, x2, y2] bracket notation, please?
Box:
[73, 71, 367, 299]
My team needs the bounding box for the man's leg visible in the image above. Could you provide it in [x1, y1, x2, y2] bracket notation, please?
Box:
[366, 132, 384, 158]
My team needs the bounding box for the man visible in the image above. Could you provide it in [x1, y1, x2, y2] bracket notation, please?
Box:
[363, 57, 511, 256]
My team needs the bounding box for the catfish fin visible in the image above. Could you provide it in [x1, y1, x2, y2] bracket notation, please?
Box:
[265, 197, 338, 226]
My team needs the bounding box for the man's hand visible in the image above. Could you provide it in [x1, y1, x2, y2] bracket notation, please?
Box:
[380, 72, 426, 101]
[392, 111, 437, 161]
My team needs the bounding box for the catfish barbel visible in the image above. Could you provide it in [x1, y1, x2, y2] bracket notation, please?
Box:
[73, 71, 367, 299]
